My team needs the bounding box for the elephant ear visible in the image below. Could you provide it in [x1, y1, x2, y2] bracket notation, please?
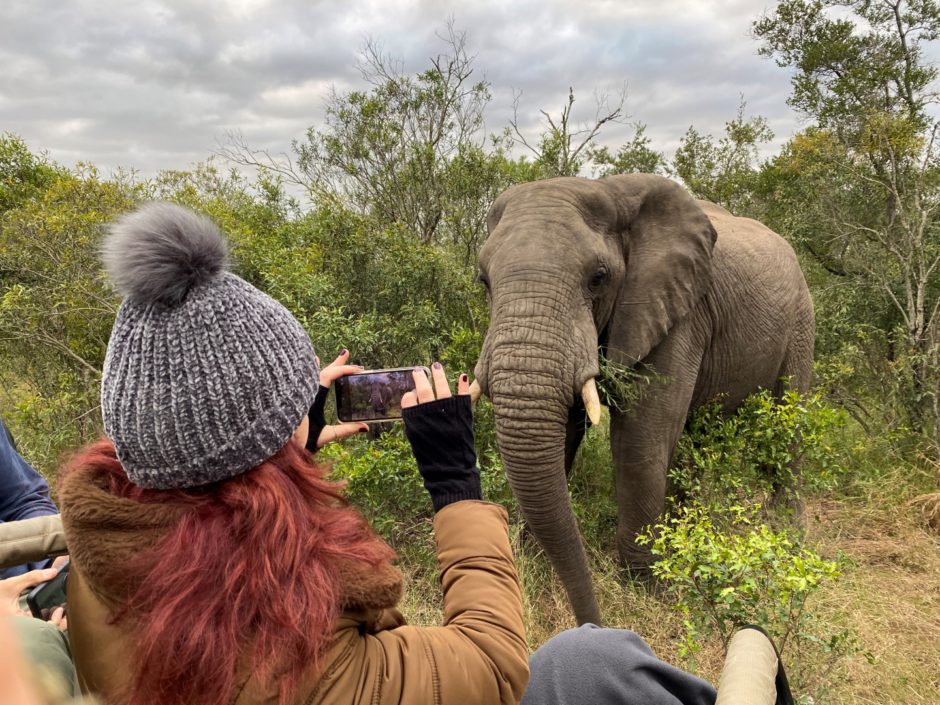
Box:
[602, 174, 717, 366]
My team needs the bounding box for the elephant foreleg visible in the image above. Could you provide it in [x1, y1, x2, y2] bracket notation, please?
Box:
[610, 319, 704, 575]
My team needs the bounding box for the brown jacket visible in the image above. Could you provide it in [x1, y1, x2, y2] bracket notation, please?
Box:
[55, 482, 528, 705]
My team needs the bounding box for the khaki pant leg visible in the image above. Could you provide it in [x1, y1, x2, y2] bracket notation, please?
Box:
[6, 615, 77, 699]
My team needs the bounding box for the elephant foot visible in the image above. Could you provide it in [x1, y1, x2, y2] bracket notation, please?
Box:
[617, 547, 662, 589]
[619, 561, 665, 596]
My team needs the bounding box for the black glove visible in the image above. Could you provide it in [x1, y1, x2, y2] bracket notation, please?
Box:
[305, 385, 330, 454]
[402, 395, 482, 512]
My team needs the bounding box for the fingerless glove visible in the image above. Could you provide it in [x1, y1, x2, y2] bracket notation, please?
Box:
[305, 385, 330, 454]
[402, 395, 482, 512]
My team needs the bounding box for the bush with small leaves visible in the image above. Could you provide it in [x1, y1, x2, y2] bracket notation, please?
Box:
[639, 503, 857, 699]
[670, 389, 847, 517]
[320, 426, 512, 539]
[319, 431, 428, 539]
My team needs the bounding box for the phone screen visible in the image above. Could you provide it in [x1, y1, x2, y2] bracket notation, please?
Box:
[26, 559, 69, 620]
[334, 367, 428, 423]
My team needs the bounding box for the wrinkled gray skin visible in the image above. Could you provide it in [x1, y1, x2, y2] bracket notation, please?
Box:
[474, 174, 815, 626]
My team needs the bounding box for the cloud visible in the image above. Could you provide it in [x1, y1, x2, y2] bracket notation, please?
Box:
[0, 0, 796, 176]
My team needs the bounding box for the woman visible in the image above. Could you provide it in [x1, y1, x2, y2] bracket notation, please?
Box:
[58, 203, 528, 705]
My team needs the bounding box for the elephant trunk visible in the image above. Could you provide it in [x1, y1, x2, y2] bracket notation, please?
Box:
[493, 397, 601, 625]
[483, 292, 602, 625]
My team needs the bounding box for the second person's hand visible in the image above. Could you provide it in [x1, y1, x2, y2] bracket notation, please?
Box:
[306, 349, 369, 451]
[0, 567, 57, 619]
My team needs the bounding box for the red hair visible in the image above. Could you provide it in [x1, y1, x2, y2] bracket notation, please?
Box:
[61, 438, 395, 705]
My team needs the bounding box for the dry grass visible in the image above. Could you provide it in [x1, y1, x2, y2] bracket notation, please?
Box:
[907, 491, 940, 533]
[805, 495, 940, 704]
[395, 485, 939, 705]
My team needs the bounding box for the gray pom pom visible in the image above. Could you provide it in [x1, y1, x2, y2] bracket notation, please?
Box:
[103, 202, 229, 306]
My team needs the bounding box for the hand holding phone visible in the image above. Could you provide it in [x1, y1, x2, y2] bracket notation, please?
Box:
[305, 349, 370, 450]
[334, 367, 431, 423]
[25, 559, 69, 620]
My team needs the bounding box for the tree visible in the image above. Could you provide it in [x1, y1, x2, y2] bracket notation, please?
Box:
[672, 101, 774, 217]
[755, 0, 940, 433]
[0, 157, 135, 470]
[509, 87, 625, 178]
[588, 124, 668, 177]
[222, 24, 514, 259]
[0, 133, 62, 213]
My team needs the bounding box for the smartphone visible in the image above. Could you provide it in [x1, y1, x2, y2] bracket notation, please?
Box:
[334, 367, 430, 423]
[26, 559, 69, 620]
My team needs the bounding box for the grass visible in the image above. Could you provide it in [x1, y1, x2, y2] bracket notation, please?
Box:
[800, 454, 940, 704]
[386, 426, 940, 705]
[389, 490, 939, 704]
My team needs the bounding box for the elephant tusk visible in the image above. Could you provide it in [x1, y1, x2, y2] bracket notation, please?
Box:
[469, 379, 482, 403]
[582, 378, 601, 425]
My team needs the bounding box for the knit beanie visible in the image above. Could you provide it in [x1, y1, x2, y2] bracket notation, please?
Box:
[100, 202, 319, 489]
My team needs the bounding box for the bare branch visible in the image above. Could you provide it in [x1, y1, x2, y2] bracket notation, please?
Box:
[509, 89, 542, 157]
[215, 131, 309, 191]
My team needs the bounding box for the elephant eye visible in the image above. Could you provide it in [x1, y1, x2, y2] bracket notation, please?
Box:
[589, 268, 608, 290]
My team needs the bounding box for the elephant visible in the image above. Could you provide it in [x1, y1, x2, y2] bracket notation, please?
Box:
[470, 173, 814, 626]
[370, 381, 395, 416]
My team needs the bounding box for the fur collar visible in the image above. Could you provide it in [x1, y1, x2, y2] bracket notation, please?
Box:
[58, 464, 404, 614]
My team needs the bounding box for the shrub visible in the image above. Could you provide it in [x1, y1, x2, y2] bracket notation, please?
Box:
[320, 424, 513, 539]
[670, 389, 847, 515]
[319, 431, 428, 539]
[639, 503, 855, 698]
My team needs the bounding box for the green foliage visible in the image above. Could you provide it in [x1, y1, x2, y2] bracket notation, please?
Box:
[321, 431, 428, 538]
[672, 101, 774, 216]
[638, 503, 851, 698]
[0, 133, 62, 213]
[597, 356, 664, 414]
[670, 389, 847, 513]
[641, 504, 841, 653]
[589, 124, 668, 177]
[754, 0, 940, 127]
[290, 204, 485, 368]
[0, 159, 136, 473]
[567, 415, 619, 549]
[659, 387, 860, 695]
[754, 0, 940, 436]
[321, 424, 512, 539]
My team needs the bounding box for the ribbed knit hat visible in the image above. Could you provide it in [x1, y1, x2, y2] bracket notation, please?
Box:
[100, 202, 319, 489]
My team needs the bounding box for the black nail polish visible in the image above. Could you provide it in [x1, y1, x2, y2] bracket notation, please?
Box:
[432, 361, 442, 369]
[460, 373, 468, 382]
[341, 348, 348, 355]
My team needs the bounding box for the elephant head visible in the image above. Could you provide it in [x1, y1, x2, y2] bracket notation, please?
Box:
[474, 174, 717, 625]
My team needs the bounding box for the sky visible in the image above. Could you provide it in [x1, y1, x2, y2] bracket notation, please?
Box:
[0, 0, 798, 178]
